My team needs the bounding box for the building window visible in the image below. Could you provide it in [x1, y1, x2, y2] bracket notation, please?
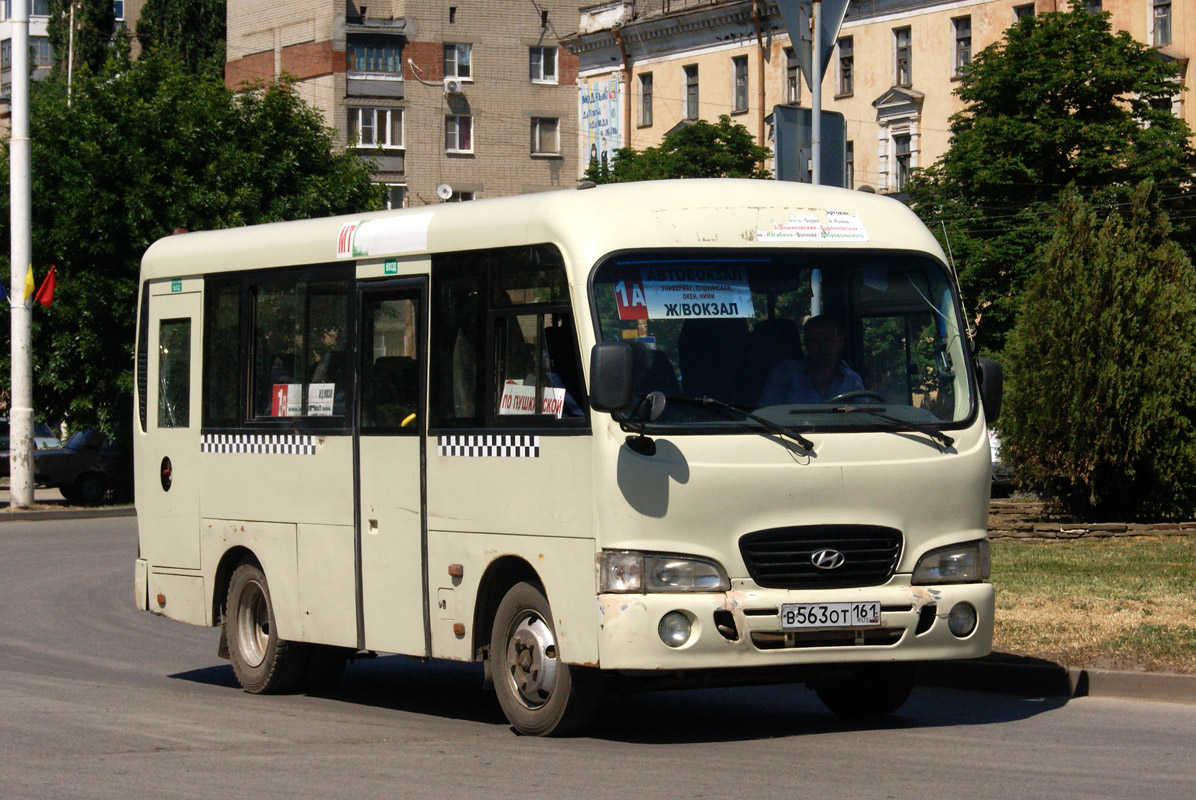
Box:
[529, 46, 557, 83]
[732, 55, 748, 113]
[448, 191, 475, 202]
[1154, 0, 1171, 47]
[639, 72, 653, 126]
[384, 184, 407, 209]
[953, 17, 971, 76]
[845, 141, 854, 190]
[113, 0, 124, 20]
[1, 41, 10, 72]
[1086, 0, 1101, 11]
[894, 28, 912, 88]
[348, 35, 403, 75]
[1013, 4, 1034, 22]
[31, 37, 52, 67]
[684, 64, 699, 120]
[894, 134, 911, 192]
[445, 114, 473, 153]
[838, 37, 853, 96]
[784, 48, 801, 104]
[531, 117, 560, 156]
[348, 107, 403, 149]
[32, 0, 50, 15]
[444, 43, 472, 79]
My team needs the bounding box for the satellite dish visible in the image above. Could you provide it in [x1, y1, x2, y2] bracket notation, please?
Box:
[437, 184, 453, 200]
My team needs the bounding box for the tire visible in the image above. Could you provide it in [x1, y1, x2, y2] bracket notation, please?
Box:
[813, 664, 914, 717]
[490, 582, 601, 736]
[58, 484, 80, 505]
[225, 562, 310, 694]
[72, 472, 107, 505]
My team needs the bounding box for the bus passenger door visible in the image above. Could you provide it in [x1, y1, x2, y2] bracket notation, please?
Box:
[142, 285, 203, 570]
[357, 281, 429, 656]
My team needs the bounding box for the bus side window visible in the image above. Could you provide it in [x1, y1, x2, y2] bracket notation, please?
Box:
[158, 319, 192, 428]
[250, 279, 349, 420]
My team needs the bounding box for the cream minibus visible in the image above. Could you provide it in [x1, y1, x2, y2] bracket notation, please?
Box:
[134, 179, 1002, 736]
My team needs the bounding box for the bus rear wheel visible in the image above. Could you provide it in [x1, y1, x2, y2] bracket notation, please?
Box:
[812, 664, 914, 717]
[225, 562, 309, 694]
[490, 582, 600, 736]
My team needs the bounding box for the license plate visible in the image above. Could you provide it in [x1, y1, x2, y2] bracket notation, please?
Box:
[779, 601, 882, 630]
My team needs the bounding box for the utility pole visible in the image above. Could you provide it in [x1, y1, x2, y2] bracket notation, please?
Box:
[9, 0, 34, 507]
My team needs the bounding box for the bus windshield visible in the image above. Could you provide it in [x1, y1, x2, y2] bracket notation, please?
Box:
[591, 248, 974, 431]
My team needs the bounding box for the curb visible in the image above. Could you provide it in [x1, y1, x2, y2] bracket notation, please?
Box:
[921, 658, 1196, 705]
[0, 505, 135, 522]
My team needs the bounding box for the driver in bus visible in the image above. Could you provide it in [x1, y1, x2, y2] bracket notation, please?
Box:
[757, 315, 865, 405]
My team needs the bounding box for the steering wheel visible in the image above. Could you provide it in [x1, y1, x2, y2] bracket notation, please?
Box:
[826, 390, 887, 403]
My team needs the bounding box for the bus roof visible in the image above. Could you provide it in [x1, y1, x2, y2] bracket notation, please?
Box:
[139, 179, 946, 281]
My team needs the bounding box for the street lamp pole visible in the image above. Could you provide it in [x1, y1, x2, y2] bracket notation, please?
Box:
[9, 0, 35, 507]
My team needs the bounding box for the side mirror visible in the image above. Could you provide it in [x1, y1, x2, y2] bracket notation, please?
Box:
[589, 342, 635, 413]
[976, 357, 1003, 424]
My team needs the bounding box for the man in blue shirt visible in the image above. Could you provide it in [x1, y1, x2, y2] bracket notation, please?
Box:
[757, 315, 864, 405]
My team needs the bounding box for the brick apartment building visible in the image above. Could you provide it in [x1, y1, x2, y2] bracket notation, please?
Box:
[564, 0, 1191, 195]
[226, 0, 582, 207]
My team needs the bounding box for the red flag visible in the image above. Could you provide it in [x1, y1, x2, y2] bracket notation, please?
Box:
[34, 265, 56, 307]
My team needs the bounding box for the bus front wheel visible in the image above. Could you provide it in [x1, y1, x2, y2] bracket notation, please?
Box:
[225, 562, 309, 694]
[490, 582, 600, 736]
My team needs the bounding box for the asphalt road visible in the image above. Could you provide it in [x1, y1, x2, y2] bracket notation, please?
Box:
[2, 516, 1194, 800]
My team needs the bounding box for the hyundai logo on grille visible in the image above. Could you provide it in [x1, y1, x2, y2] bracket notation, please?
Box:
[810, 549, 846, 570]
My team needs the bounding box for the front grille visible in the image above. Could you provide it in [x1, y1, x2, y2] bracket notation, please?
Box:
[738, 525, 903, 589]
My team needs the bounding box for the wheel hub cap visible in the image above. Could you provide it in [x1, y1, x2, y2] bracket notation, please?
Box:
[506, 613, 558, 708]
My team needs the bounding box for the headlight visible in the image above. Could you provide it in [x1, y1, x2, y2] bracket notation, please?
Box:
[598, 551, 730, 593]
[912, 540, 990, 584]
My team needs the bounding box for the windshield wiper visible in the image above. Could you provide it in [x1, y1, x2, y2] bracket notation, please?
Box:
[813, 405, 955, 448]
[664, 395, 815, 450]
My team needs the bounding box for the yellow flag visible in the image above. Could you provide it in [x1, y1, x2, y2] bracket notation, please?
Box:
[23, 264, 34, 301]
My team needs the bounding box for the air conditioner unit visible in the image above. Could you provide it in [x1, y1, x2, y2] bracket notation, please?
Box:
[443, 78, 463, 95]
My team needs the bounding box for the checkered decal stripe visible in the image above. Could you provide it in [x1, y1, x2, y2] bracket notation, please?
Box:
[201, 434, 317, 455]
[437, 435, 540, 458]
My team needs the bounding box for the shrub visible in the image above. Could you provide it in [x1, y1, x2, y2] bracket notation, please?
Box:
[1000, 182, 1196, 520]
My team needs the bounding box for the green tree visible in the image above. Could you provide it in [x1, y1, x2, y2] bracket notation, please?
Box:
[1001, 182, 1196, 521]
[585, 115, 771, 183]
[46, 0, 119, 79]
[0, 53, 383, 432]
[908, 3, 1194, 355]
[137, 0, 226, 77]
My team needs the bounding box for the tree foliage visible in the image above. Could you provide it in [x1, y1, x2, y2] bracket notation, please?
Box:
[0, 53, 383, 432]
[1001, 182, 1196, 521]
[585, 115, 771, 183]
[137, 0, 226, 77]
[45, 0, 119, 80]
[908, 3, 1194, 355]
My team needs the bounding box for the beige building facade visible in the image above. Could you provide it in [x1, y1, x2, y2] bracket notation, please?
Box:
[564, 0, 1192, 193]
[226, 0, 583, 207]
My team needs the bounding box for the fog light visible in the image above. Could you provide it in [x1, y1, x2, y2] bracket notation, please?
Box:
[947, 602, 978, 637]
[658, 611, 692, 648]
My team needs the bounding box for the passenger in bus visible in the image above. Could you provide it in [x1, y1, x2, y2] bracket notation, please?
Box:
[757, 315, 864, 405]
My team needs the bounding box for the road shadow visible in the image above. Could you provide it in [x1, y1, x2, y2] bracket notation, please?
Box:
[172, 655, 1068, 743]
[171, 655, 507, 727]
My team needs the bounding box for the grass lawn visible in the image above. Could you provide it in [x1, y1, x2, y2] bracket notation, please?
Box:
[991, 536, 1196, 673]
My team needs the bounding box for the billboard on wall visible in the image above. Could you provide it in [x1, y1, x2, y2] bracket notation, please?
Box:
[579, 77, 622, 172]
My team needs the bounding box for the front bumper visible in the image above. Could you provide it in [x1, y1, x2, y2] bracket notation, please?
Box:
[595, 577, 993, 671]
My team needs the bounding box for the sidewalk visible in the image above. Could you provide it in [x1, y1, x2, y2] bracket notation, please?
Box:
[0, 485, 134, 520]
